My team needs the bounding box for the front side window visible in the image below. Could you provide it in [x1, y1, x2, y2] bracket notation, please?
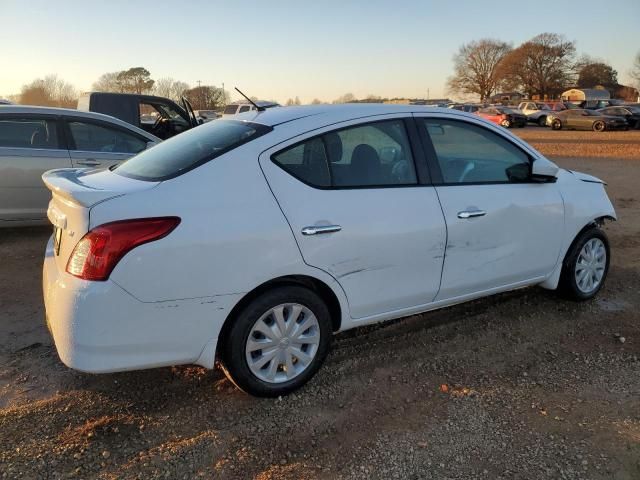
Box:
[68, 121, 147, 154]
[238, 105, 251, 113]
[272, 119, 418, 188]
[0, 117, 59, 149]
[422, 119, 530, 184]
[115, 120, 271, 181]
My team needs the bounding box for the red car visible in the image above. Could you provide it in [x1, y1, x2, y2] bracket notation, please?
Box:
[476, 106, 527, 128]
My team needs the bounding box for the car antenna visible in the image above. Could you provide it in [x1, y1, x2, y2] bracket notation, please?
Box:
[234, 87, 265, 112]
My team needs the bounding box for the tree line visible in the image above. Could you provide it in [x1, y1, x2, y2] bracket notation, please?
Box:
[11, 67, 230, 110]
[448, 33, 640, 102]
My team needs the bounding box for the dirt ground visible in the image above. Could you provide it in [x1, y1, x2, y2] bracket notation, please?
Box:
[1, 127, 639, 479]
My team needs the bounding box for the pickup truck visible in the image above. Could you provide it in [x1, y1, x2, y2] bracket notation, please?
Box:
[517, 101, 554, 126]
[78, 92, 199, 139]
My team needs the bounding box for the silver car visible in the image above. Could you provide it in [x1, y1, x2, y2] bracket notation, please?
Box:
[0, 106, 160, 226]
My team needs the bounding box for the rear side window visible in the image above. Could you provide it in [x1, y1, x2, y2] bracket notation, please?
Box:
[0, 117, 59, 149]
[238, 106, 251, 113]
[115, 120, 271, 181]
[272, 119, 417, 188]
[68, 121, 147, 154]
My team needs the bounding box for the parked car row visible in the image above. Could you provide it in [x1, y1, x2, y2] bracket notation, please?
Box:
[547, 109, 630, 131]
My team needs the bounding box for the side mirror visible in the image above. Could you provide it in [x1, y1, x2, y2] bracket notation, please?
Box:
[531, 157, 559, 182]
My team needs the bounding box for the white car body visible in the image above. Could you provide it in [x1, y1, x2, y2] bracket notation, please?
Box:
[42, 105, 615, 381]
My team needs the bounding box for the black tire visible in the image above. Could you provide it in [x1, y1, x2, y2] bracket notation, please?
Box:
[558, 227, 610, 301]
[538, 116, 547, 127]
[592, 121, 605, 132]
[551, 119, 562, 130]
[518, 123, 525, 128]
[220, 286, 332, 397]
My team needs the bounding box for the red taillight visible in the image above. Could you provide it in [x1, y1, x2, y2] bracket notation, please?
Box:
[66, 217, 180, 281]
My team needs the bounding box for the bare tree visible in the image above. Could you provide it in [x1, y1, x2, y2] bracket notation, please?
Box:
[19, 75, 78, 107]
[183, 85, 225, 110]
[153, 78, 190, 101]
[310, 98, 324, 104]
[446, 39, 512, 102]
[497, 33, 576, 98]
[92, 72, 123, 92]
[631, 51, 640, 88]
[332, 93, 356, 104]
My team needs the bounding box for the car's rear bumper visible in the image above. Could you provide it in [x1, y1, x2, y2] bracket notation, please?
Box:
[43, 237, 241, 373]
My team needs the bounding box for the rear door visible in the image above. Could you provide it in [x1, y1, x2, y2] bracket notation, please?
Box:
[64, 117, 148, 169]
[259, 116, 446, 320]
[0, 114, 71, 221]
[415, 114, 564, 300]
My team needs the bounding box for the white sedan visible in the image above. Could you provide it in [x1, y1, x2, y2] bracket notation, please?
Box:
[42, 104, 615, 397]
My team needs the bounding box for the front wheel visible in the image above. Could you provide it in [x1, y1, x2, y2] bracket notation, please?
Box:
[500, 119, 511, 128]
[592, 121, 606, 132]
[221, 286, 332, 397]
[558, 227, 610, 301]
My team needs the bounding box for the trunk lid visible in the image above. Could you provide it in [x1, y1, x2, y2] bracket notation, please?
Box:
[42, 168, 159, 271]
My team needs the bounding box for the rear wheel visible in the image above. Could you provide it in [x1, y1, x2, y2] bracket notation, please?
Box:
[551, 119, 562, 130]
[592, 121, 605, 132]
[221, 286, 332, 397]
[558, 227, 610, 301]
[500, 119, 511, 128]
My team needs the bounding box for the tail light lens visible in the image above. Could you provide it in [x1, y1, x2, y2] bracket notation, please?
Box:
[66, 217, 180, 281]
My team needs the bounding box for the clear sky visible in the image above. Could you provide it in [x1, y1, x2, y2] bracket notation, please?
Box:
[1, 0, 639, 103]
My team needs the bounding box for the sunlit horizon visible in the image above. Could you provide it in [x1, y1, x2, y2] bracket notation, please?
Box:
[2, 0, 639, 103]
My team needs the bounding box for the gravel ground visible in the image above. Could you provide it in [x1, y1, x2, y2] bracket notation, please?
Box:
[1, 129, 639, 479]
[516, 127, 640, 160]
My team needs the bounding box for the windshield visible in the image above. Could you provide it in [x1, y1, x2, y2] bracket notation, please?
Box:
[115, 120, 272, 181]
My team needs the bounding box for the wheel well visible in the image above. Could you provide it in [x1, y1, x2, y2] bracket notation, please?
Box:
[216, 275, 342, 357]
[563, 216, 613, 266]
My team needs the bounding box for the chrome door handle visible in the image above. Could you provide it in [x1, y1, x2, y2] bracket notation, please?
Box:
[458, 210, 486, 219]
[301, 225, 342, 236]
[76, 160, 100, 166]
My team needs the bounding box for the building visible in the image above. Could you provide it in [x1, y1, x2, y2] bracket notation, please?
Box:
[561, 88, 610, 103]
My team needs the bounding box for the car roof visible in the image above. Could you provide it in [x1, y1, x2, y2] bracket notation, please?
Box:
[0, 105, 161, 141]
[234, 103, 458, 127]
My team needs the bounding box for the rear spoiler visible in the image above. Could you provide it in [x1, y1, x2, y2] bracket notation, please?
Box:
[42, 168, 159, 208]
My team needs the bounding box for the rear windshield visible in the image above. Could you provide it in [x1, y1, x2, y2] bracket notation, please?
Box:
[114, 120, 271, 181]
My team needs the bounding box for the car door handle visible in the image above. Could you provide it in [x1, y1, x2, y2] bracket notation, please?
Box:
[458, 210, 486, 219]
[76, 159, 100, 166]
[301, 225, 342, 236]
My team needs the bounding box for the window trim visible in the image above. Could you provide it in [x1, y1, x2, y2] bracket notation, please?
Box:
[270, 118, 426, 190]
[0, 113, 65, 150]
[416, 116, 537, 187]
[62, 116, 149, 154]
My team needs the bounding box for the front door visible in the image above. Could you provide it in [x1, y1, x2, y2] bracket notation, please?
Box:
[415, 115, 564, 300]
[64, 118, 148, 169]
[0, 115, 71, 221]
[260, 116, 446, 319]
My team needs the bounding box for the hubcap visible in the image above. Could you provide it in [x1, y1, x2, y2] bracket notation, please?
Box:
[574, 238, 606, 294]
[245, 303, 320, 383]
